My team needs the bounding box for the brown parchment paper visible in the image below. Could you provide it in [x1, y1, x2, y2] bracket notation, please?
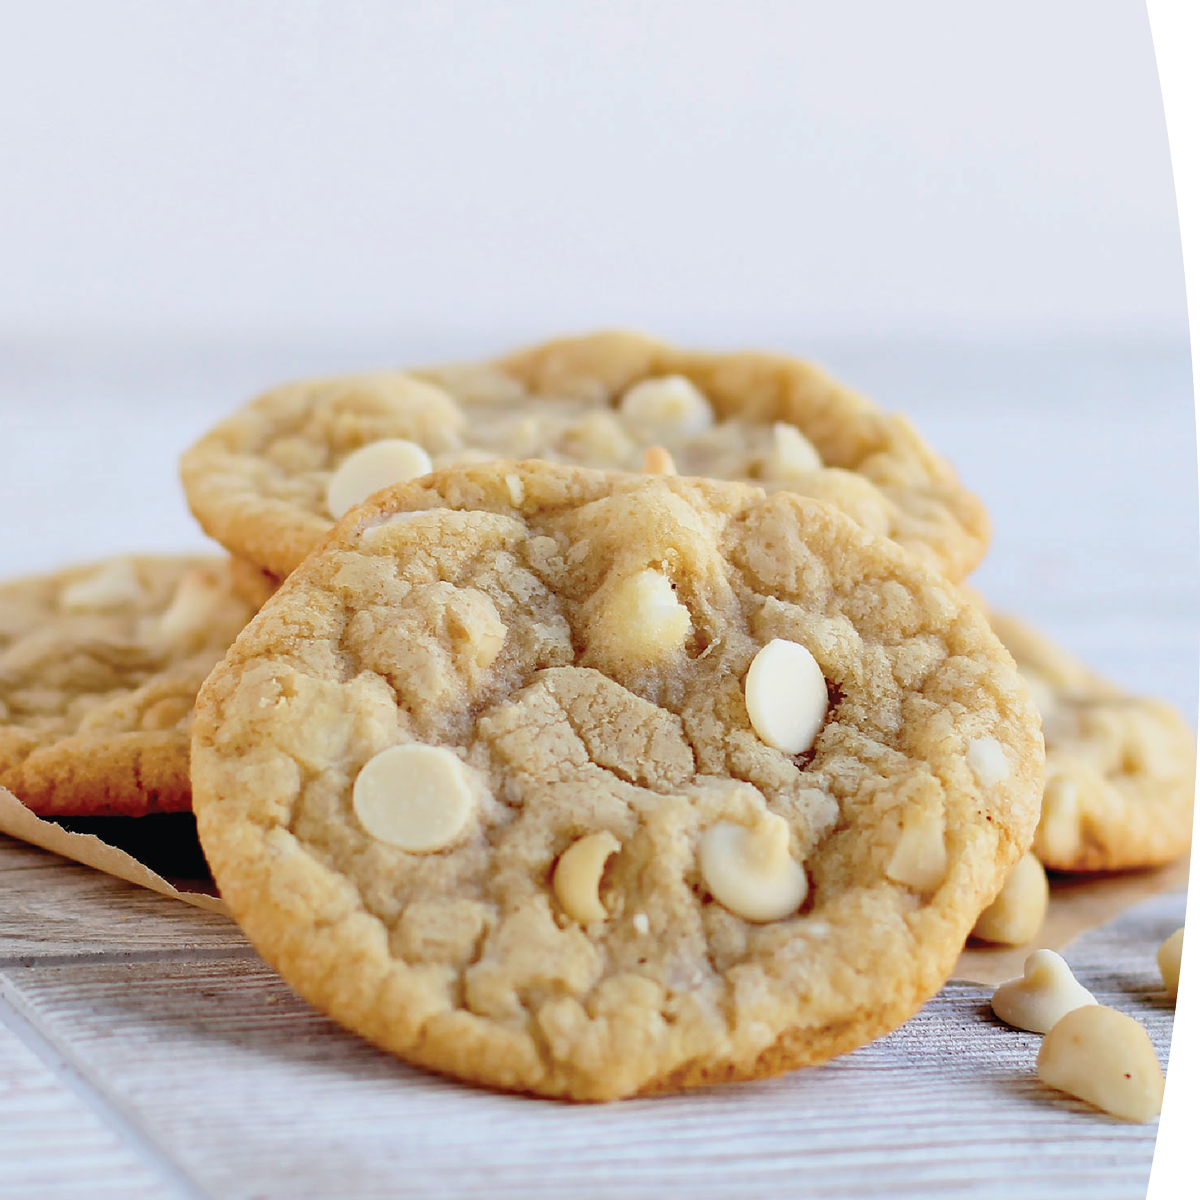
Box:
[0, 784, 1189, 980]
[0, 785, 229, 916]
[954, 856, 1190, 984]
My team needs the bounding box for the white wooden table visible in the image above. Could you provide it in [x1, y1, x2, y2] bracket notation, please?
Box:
[0, 336, 1195, 1199]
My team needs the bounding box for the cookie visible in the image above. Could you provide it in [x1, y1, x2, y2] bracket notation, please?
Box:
[989, 612, 1195, 872]
[191, 461, 1041, 1100]
[228, 556, 281, 610]
[0, 556, 255, 816]
[180, 330, 989, 582]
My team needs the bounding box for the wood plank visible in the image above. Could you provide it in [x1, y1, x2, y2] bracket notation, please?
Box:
[0, 913, 1175, 1200]
[0, 1011, 181, 1200]
[0, 836, 247, 964]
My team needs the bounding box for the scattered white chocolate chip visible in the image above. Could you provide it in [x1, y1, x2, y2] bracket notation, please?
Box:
[991, 949, 1097, 1033]
[1037, 1005, 1165, 1122]
[744, 638, 829, 755]
[885, 808, 948, 891]
[352, 744, 476, 852]
[590, 569, 691, 662]
[632, 912, 650, 935]
[699, 813, 808, 923]
[767, 422, 822, 479]
[60, 559, 142, 611]
[504, 472, 525, 506]
[966, 736, 1010, 786]
[326, 439, 434, 519]
[1158, 927, 1184, 999]
[972, 853, 1049, 945]
[641, 445, 677, 475]
[553, 831, 620, 924]
[618, 375, 713, 435]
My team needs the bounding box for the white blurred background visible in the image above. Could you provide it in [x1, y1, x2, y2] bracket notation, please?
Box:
[0, 0, 1187, 340]
[0, 0, 1195, 717]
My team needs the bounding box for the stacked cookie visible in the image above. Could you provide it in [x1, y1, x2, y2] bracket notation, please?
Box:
[1, 331, 1190, 1101]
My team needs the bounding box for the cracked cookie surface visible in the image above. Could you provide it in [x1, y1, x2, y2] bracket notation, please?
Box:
[191, 462, 1039, 1100]
[180, 330, 989, 582]
[991, 612, 1195, 872]
[0, 556, 255, 816]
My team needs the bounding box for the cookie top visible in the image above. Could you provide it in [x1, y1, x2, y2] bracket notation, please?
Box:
[180, 330, 989, 582]
[0, 556, 254, 816]
[192, 461, 1039, 1099]
[990, 612, 1195, 872]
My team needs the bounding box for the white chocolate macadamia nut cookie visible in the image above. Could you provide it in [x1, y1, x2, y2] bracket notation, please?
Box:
[1, 556, 254, 816]
[990, 612, 1195, 872]
[180, 330, 989, 582]
[191, 462, 1041, 1101]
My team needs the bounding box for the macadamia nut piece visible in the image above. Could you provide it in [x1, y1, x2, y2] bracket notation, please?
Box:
[699, 814, 808, 923]
[326, 439, 433, 519]
[991, 949, 1097, 1034]
[641, 445, 677, 475]
[972, 853, 1049, 945]
[1158, 927, 1184, 1000]
[1037, 1005, 1165, 1122]
[553, 831, 621, 924]
[767, 422, 822, 479]
[885, 809, 948, 892]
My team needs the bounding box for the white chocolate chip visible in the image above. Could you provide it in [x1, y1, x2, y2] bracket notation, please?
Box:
[966, 736, 1010, 786]
[589, 569, 691, 663]
[632, 912, 650, 935]
[153, 569, 225, 645]
[552, 831, 620, 924]
[60, 559, 142, 611]
[991, 949, 1097, 1033]
[1158, 927, 1184, 999]
[641, 445, 677, 475]
[504, 472, 525, 506]
[972, 853, 1049, 945]
[699, 814, 808, 923]
[352, 744, 477, 852]
[618, 376, 713, 435]
[1037, 1005, 1165, 1122]
[744, 639, 829, 755]
[885, 808, 948, 891]
[767, 422, 822, 479]
[326, 439, 434, 519]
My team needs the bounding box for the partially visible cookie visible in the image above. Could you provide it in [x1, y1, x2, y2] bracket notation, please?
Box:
[990, 612, 1195, 872]
[180, 330, 989, 582]
[0, 556, 255, 816]
[192, 461, 1040, 1100]
[228, 556, 281, 611]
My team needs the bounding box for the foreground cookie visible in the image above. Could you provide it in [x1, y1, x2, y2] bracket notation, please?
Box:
[990, 613, 1195, 872]
[192, 462, 1040, 1100]
[180, 330, 989, 582]
[0, 556, 254, 816]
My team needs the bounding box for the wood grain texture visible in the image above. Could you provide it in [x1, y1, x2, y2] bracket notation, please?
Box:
[0, 836, 246, 964]
[0, 1020, 180, 1200]
[0, 892, 1182, 1200]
